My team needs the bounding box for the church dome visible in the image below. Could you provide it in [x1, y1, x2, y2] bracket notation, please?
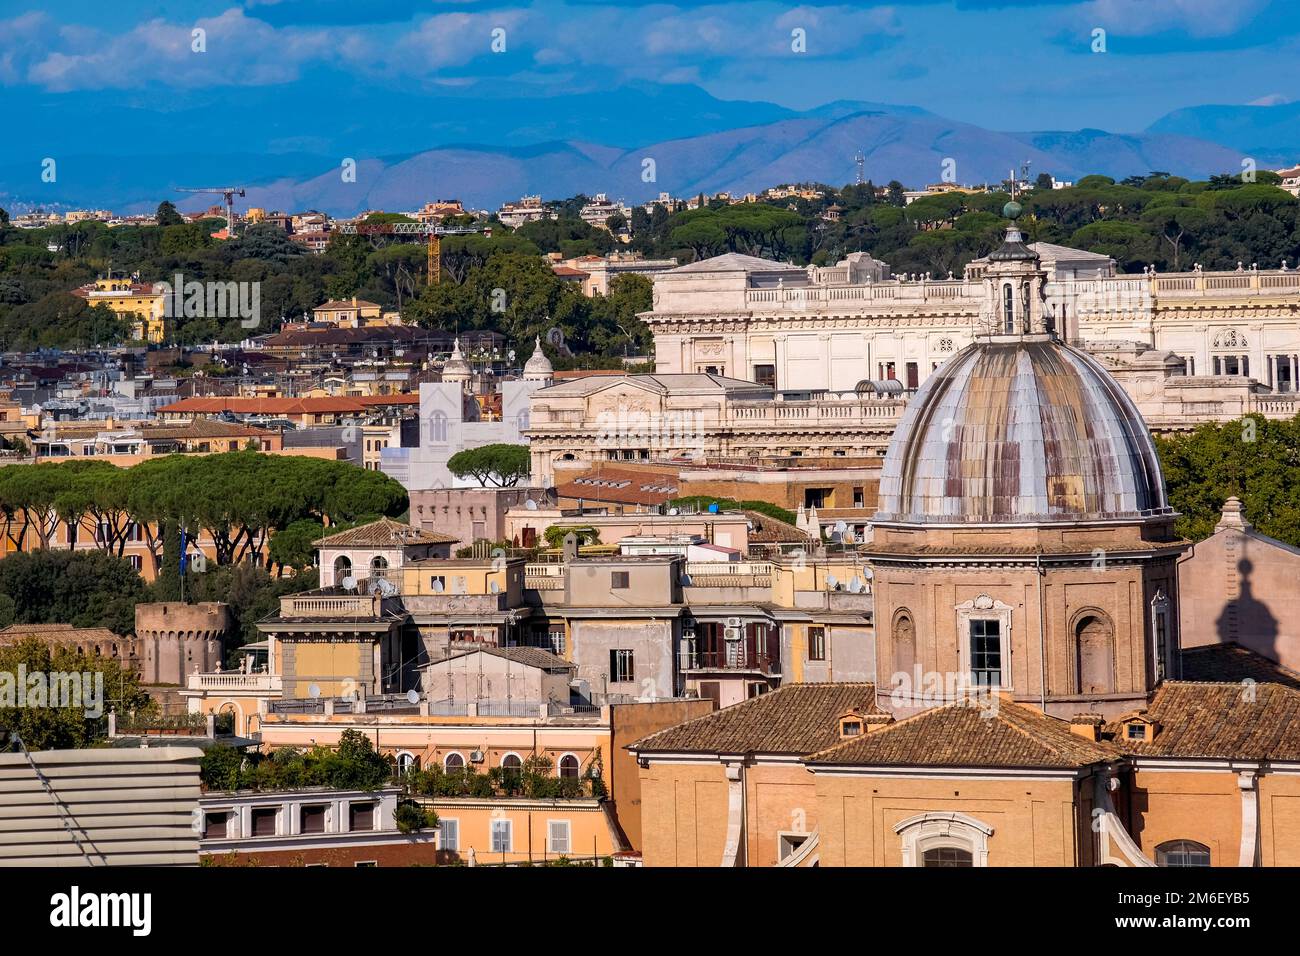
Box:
[523, 336, 554, 379]
[876, 335, 1172, 525]
[441, 337, 471, 381]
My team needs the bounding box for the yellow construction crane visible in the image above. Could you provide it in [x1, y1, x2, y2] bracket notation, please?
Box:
[334, 222, 492, 285]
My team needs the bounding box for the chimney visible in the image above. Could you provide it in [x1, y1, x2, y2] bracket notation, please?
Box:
[1069, 714, 1105, 741]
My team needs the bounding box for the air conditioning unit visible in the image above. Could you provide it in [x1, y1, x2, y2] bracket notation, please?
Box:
[725, 617, 743, 628]
[469, 750, 485, 763]
[723, 626, 743, 641]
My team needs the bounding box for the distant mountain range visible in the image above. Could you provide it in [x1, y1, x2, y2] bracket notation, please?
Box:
[1, 82, 1295, 216]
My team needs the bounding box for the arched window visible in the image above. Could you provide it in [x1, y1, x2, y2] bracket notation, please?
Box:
[892, 611, 916, 679]
[333, 556, 351, 581]
[370, 555, 389, 579]
[1003, 284, 1014, 333]
[500, 753, 523, 786]
[922, 846, 973, 867]
[1076, 613, 1115, 695]
[443, 752, 465, 772]
[1156, 840, 1210, 867]
[396, 752, 419, 774]
[558, 754, 580, 778]
[895, 811, 993, 867]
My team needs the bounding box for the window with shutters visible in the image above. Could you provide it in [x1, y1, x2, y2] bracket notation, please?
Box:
[491, 818, 512, 853]
[300, 804, 327, 834]
[203, 812, 229, 839]
[440, 819, 459, 851]
[548, 820, 571, 855]
[807, 626, 826, 662]
[349, 802, 376, 832]
[250, 807, 278, 837]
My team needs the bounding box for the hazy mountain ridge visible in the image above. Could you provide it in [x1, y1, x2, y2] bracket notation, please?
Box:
[0, 85, 1281, 215]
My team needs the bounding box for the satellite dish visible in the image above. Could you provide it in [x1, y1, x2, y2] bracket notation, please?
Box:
[524, 498, 538, 511]
[825, 573, 840, 591]
[863, 567, 874, 579]
[341, 575, 357, 591]
[679, 573, 693, 587]
[668, 508, 679, 516]
[432, 579, 445, 593]
[406, 689, 420, 705]
[489, 581, 500, 594]
[834, 520, 848, 534]
[848, 577, 864, 594]
[308, 683, 321, 699]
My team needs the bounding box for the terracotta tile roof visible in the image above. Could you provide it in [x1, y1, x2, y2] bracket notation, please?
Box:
[1178, 643, 1300, 690]
[0, 624, 125, 644]
[159, 395, 415, 416]
[315, 299, 383, 311]
[808, 698, 1119, 769]
[436, 646, 572, 672]
[1106, 681, 1300, 761]
[630, 683, 882, 755]
[314, 517, 458, 548]
[556, 468, 678, 506]
[744, 510, 808, 544]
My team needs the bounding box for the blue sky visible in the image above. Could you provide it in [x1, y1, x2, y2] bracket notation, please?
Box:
[1, 0, 1296, 142]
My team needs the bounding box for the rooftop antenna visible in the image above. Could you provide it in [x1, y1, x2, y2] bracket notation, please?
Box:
[854, 151, 865, 186]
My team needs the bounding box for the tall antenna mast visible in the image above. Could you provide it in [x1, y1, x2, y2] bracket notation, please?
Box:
[854, 152, 865, 186]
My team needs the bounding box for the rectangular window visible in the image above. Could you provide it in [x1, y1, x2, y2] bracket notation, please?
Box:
[549, 628, 566, 656]
[853, 487, 865, 508]
[129, 555, 142, 572]
[808, 626, 826, 662]
[203, 812, 228, 839]
[429, 575, 445, 592]
[803, 488, 829, 509]
[491, 818, 512, 853]
[906, 361, 919, 389]
[250, 807, 278, 837]
[611, 571, 630, 589]
[440, 819, 459, 851]
[610, 649, 634, 683]
[354, 861, 377, 867]
[753, 364, 776, 389]
[349, 802, 375, 832]
[778, 833, 809, 861]
[300, 804, 327, 834]
[969, 619, 1002, 687]
[548, 820, 571, 855]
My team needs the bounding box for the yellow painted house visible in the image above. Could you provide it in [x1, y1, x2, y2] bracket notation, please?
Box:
[74, 277, 168, 343]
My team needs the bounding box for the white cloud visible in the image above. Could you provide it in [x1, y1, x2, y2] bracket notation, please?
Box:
[1077, 0, 1272, 39]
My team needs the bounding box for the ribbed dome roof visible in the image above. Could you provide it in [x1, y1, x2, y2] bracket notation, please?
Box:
[442, 337, 471, 376]
[523, 336, 553, 377]
[876, 335, 1171, 525]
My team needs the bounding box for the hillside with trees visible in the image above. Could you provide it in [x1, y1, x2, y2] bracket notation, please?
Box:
[2, 172, 1295, 355]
